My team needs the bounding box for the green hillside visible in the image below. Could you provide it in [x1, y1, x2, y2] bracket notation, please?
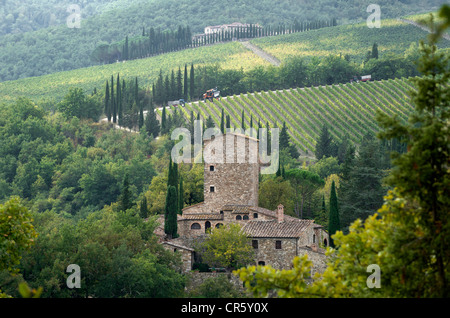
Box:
[0, 0, 446, 82]
[162, 77, 415, 157]
[251, 18, 450, 63]
[0, 16, 442, 104]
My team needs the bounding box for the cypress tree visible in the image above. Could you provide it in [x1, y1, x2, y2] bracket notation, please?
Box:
[220, 108, 225, 133]
[120, 174, 133, 211]
[117, 73, 122, 125]
[139, 101, 144, 129]
[371, 43, 379, 59]
[178, 175, 184, 214]
[161, 105, 167, 134]
[111, 75, 116, 123]
[241, 110, 245, 130]
[226, 114, 231, 130]
[177, 67, 183, 99]
[279, 121, 290, 150]
[105, 81, 111, 122]
[315, 125, 333, 160]
[144, 98, 160, 138]
[164, 185, 178, 239]
[189, 64, 195, 101]
[184, 64, 188, 100]
[328, 180, 340, 248]
[139, 196, 149, 219]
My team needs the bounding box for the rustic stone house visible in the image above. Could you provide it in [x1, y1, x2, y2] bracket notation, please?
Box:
[158, 132, 328, 274]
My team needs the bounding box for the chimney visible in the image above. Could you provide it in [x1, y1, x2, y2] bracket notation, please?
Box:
[277, 204, 284, 223]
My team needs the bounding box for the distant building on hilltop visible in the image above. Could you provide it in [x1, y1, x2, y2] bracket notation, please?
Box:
[204, 22, 262, 35]
[157, 132, 328, 274]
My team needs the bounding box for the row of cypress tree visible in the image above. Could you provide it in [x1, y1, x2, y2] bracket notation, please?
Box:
[93, 18, 337, 64]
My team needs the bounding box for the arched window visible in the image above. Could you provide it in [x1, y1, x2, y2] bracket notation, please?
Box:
[236, 215, 242, 220]
[324, 238, 328, 246]
[205, 221, 211, 233]
[253, 213, 258, 219]
[215, 223, 223, 228]
[243, 215, 249, 220]
[191, 223, 201, 230]
[209, 165, 215, 171]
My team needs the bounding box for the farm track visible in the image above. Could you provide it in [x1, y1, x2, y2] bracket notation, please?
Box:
[240, 41, 281, 66]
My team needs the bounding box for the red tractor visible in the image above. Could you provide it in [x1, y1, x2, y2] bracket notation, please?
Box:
[203, 87, 220, 102]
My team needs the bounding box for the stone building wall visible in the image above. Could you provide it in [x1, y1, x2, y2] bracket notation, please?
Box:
[203, 134, 259, 213]
[251, 237, 299, 270]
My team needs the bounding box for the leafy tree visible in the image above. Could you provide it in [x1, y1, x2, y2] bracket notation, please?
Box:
[235, 8, 450, 298]
[198, 223, 254, 273]
[57, 88, 102, 121]
[285, 169, 324, 219]
[0, 197, 38, 275]
[258, 177, 295, 215]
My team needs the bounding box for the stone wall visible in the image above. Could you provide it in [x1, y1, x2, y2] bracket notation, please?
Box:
[185, 272, 246, 295]
[203, 134, 259, 213]
[252, 237, 298, 270]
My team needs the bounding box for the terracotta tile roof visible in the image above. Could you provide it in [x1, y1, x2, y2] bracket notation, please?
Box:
[242, 219, 314, 238]
[162, 241, 195, 252]
[181, 213, 224, 220]
[222, 204, 251, 213]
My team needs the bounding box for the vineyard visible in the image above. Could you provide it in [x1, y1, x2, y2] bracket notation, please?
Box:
[0, 41, 268, 104]
[158, 77, 416, 157]
[1, 15, 446, 105]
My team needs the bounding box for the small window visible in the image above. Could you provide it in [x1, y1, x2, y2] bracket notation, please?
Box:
[324, 238, 328, 246]
[191, 223, 201, 230]
[253, 213, 258, 219]
[209, 165, 215, 171]
[258, 261, 265, 266]
[210, 186, 215, 192]
[243, 215, 249, 220]
[215, 223, 223, 228]
[313, 234, 316, 243]
[275, 240, 282, 249]
[252, 240, 258, 249]
[236, 215, 242, 220]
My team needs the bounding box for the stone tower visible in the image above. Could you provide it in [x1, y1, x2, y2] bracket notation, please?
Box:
[202, 132, 260, 213]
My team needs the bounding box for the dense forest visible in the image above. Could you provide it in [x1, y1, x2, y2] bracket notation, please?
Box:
[0, 0, 446, 81]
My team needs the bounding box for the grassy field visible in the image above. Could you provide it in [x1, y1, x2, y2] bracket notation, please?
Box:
[0, 41, 269, 104]
[250, 18, 450, 64]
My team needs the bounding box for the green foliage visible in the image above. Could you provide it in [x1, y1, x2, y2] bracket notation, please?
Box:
[188, 274, 246, 298]
[164, 185, 178, 239]
[328, 180, 340, 247]
[57, 88, 102, 121]
[0, 197, 38, 274]
[284, 169, 324, 219]
[198, 224, 254, 272]
[235, 11, 450, 297]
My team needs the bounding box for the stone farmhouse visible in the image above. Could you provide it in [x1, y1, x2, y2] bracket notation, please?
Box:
[157, 132, 329, 274]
